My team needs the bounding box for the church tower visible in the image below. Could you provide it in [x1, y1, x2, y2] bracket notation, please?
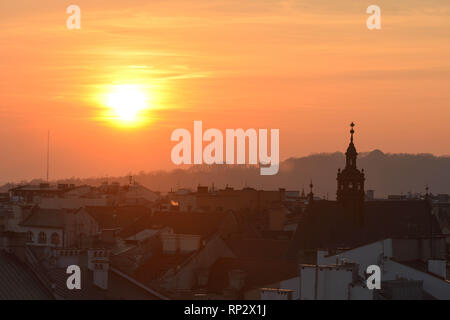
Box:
[337, 122, 365, 224]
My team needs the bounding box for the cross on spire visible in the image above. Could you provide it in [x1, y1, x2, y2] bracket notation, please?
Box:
[350, 122, 355, 142]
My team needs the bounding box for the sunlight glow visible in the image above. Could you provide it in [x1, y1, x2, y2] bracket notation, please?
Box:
[103, 84, 151, 127]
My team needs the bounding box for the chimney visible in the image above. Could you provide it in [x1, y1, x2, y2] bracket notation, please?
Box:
[316, 250, 329, 265]
[88, 249, 109, 271]
[93, 259, 109, 290]
[54, 249, 81, 268]
[365, 190, 375, 200]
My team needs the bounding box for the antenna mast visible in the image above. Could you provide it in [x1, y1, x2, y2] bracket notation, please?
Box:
[46, 130, 50, 182]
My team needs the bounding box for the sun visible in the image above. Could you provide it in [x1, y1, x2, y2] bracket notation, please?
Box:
[104, 84, 149, 126]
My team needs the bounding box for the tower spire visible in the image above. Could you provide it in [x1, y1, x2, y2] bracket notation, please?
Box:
[337, 122, 365, 225]
[345, 122, 358, 169]
[308, 179, 314, 203]
[46, 130, 50, 182]
[350, 122, 355, 143]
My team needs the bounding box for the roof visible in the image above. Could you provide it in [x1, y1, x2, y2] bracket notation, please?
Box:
[125, 229, 161, 242]
[374, 279, 436, 300]
[84, 205, 151, 230]
[225, 238, 291, 261]
[120, 211, 227, 239]
[20, 207, 72, 229]
[132, 252, 194, 284]
[24, 245, 165, 300]
[48, 267, 105, 300]
[207, 257, 298, 293]
[260, 230, 294, 240]
[0, 251, 53, 299]
[47, 267, 164, 300]
[289, 200, 442, 257]
[10, 184, 77, 193]
[393, 259, 450, 282]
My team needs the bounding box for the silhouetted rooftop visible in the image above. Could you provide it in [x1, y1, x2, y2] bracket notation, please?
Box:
[121, 211, 227, 239]
[290, 199, 442, 257]
[20, 207, 74, 229]
[84, 205, 151, 230]
[208, 257, 298, 294]
[225, 238, 291, 261]
[0, 251, 53, 300]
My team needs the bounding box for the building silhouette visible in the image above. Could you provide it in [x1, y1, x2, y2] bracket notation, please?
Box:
[336, 122, 365, 225]
[289, 123, 442, 257]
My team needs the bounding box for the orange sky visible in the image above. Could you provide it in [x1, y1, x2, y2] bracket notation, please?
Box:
[0, 0, 449, 183]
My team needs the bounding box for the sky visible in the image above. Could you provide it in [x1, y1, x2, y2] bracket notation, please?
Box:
[0, 0, 449, 183]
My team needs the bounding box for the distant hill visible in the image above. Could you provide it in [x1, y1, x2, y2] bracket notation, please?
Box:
[2, 150, 449, 198]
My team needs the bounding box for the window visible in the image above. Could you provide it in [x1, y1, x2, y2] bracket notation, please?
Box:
[51, 233, 60, 246]
[38, 232, 47, 244]
[26, 231, 34, 243]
